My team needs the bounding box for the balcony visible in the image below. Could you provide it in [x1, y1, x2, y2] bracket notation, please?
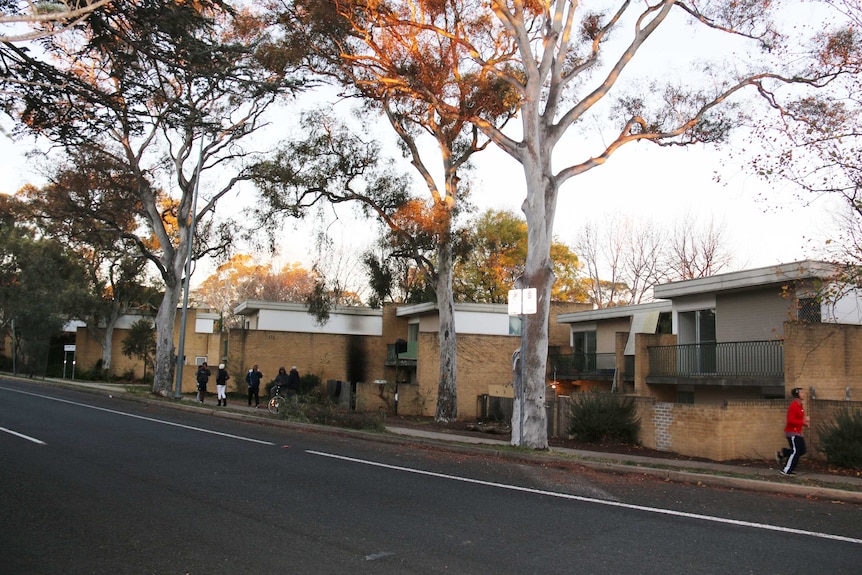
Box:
[385, 341, 418, 366]
[647, 340, 784, 386]
[549, 352, 616, 380]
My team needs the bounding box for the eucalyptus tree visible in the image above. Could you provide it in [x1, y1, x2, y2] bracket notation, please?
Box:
[467, 1, 850, 447]
[0, 0, 115, 42]
[0, 0, 304, 395]
[266, 1, 519, 421]
[313, 1, 854, 447]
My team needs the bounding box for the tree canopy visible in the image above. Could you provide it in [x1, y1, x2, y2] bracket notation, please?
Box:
[193, 254, 319, 328]
[0, 0, 305, 395]
[0, 0, 115, 42]
[0, 194, 91, 376]
[454, 209, 588, 304]
[743, 0, 862, 288]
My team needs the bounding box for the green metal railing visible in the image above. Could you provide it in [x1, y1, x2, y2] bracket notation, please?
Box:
[549, 352, 616, 378]
[648, 340, 783, 377]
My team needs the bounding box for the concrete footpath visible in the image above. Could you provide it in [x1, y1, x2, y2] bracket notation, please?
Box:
[18, 377, 862, 505]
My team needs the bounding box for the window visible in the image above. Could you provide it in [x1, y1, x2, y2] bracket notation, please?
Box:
[677, 391, 695, 404]
[195, 356, 207, 366]
[797, 297, 821, 323]
[678, 309, 716, 374]
[657, 311, 673, 334]
[572, 331, 596, 355]
[572, 331, 597, 371]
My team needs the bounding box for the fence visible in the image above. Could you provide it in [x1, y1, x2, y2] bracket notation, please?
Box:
[648, 340, 784, 378]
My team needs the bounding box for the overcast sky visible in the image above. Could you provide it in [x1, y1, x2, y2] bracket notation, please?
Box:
[0, 2, 842, 287]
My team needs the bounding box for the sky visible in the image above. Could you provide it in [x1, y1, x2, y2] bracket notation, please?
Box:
[0, 2, 843, 289]
[0, 87, 839, 292]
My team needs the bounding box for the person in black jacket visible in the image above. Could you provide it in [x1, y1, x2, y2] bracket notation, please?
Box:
[286, 366, 301, 396]
[246, 364, 263, 407]
[195, 362, 211, 403]
[216, 363, 230, 406]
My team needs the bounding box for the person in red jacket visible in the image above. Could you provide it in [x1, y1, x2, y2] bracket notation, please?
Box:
[776, 387, 810, 476]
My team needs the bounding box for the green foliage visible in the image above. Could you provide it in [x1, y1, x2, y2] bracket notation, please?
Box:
[299, 373, 321, 394]
[74, 362, 109, 382]
[0, 197, 92, 376]
[566, 392, 640, 444]
[121, 319, 156, 379]
[453, 209, 587, 303]
[362, 247, 436, 306]
[306, 275, 331, 325]
[816, 408, 862, 470]
[119, 368, 138, 381]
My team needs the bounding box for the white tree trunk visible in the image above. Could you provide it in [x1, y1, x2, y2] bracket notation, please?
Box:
[510, 97, 558, 449]
[435, 238, 458, 422]
[99, 298, 121, 374]
[510, 348, 524, 445]
[101, 323, 114, 374]
[151, 281, 182, 396]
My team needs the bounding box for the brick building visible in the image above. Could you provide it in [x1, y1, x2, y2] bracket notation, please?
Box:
[229, 300, 588, 419]
[555, 260, 862, 460]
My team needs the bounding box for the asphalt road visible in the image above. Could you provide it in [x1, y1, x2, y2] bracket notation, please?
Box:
[1, 379, 861, 574]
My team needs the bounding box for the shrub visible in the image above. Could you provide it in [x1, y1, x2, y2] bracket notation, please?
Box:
[816, 408, 862, 470]
[73, 362, 106, 381]
[275, 391, 385, 431]
[566, 392, 640, 444]
[119, 368, 137, 382]
[299, 373, 321, 394]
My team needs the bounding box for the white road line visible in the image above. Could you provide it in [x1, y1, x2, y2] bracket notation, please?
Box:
[0, 386, 274, 446]
[308, 450, 862, 546]
[0, 426, 46, 445]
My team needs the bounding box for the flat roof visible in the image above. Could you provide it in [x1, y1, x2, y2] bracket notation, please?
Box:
[233, 300, 381, 317]
[653, 260, 837, 299]
[395, 302, 508, 317]
[557, 300, 672, 324]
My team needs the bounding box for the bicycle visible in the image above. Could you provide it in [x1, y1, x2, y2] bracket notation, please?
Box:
[267, 385, 295, 415]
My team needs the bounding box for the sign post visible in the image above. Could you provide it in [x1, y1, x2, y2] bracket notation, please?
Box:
[508, 287, 536, 446]
[63, 344, 76, 380]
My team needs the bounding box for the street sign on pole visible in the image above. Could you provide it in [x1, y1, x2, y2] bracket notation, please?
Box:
[522, 288, 537, 314]
[508, 288, 537, 315]
[507, 289, 521, 316]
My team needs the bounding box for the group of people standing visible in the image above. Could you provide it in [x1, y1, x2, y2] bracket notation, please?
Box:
[194, 362, 230, 406]
[195, 362, 301, 409]
[244, 364, 301, 407]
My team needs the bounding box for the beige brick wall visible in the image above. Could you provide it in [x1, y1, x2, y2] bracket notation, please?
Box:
[225, 329, 387, 394]
[784, 322, 862, 401]
[74, 310, 222, 394]
[632, 398, 788, 461]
